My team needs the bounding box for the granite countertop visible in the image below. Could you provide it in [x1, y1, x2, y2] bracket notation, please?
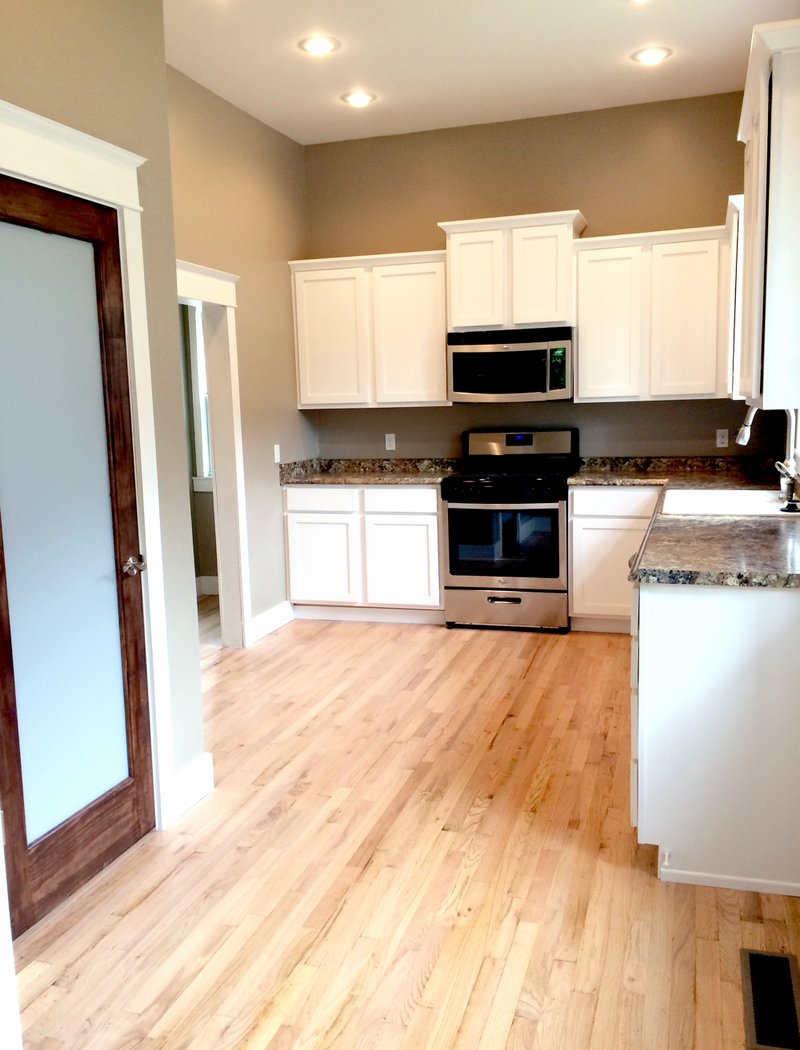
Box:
[280, 457, 457, 486]
[630, 512, 800, 588]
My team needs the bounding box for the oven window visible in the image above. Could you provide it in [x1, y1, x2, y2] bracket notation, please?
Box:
[451, 348, 547, 395]
[447, 507, 560, 578]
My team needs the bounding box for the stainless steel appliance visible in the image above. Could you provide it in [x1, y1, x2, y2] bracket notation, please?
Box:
[447, 327, 572, 403]
[440, 428, 578, 630]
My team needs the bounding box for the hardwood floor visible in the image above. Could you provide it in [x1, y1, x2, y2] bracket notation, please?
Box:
[13, 619, 800, 1048]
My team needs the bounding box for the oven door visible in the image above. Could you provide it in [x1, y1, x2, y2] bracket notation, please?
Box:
[443, 501, 567, 590]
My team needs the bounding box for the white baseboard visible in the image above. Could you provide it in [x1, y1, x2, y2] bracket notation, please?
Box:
[196, 576, 219, 596]
[243, 600, 295, 645]
[657, 854, 800, 897]
[570, 615, 631, 634]
[292, 604, 446, 625]
[156, 751, 215, 828]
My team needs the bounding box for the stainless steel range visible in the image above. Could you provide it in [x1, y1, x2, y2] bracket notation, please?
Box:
[440, 428, 578, 631]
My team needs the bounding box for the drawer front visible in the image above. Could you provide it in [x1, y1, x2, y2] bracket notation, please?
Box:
[571, 485, 661, 518]
[363, 486, 438, 514]
[284, 486, 360, 513]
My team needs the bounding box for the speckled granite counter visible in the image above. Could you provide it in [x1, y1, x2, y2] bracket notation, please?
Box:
[569, 455, 775, 488]
[280, 458, 457, 486]
[631, 514, 800, 588]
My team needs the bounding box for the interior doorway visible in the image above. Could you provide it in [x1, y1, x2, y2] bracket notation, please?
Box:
[176, 261, 248, 649]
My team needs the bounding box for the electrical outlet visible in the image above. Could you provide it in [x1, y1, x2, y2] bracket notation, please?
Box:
[385, 433, 396, 452]
[273, 443, 281, 463]
[716, 429, 729, 449]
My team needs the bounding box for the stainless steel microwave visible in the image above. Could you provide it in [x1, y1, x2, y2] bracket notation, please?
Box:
[447, 327, 572, 403]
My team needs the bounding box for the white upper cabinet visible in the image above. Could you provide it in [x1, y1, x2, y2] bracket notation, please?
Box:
[511, 223, 573, 325]
[290, 251, 448, 409]
[575, 228, 730, 402]
[445, 229, 505, 327]
[438, 211, 586, 330]
[738, 23, 800, 409]
[650, 240, 720, 397]
[576, 246, 643, 399]
[372, 259, 446, 404]
[293, 267, 371, 405]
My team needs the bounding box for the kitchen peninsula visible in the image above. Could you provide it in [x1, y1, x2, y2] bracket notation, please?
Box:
[629, 492, 800, 895]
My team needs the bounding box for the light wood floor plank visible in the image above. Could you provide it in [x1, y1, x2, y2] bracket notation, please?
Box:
[13, 616, 795, 1048]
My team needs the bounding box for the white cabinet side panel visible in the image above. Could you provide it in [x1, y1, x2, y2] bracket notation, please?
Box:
[637, 584, 800, 888]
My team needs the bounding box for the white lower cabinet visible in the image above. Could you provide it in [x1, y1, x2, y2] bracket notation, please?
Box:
[569, 486, 661, 629]
[284, 486, 441, 609]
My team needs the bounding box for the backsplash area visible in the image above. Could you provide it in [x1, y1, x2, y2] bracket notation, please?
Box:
[308, 399, 786, 461]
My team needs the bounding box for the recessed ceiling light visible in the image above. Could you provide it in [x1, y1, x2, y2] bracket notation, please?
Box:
[631, 46, 673, 66]
[298, 35, 340, 57]
[341, 91, 377, 108]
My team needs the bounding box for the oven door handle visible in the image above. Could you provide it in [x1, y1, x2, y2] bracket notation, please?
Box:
[444, 502, 562, 511]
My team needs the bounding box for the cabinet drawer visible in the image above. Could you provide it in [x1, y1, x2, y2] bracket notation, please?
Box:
[284, 486, 360, 513]
[363, 487, 438, 514]
[571, 486, 661, 518]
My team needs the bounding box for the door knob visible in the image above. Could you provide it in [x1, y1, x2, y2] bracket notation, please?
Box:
[122, 555, 146, 577]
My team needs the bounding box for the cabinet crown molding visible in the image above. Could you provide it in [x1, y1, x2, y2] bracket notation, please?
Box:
[289, 250, 444, 273]
[438, 210, 587, 236]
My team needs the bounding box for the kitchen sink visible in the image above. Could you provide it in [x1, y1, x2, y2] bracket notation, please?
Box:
[660, 488, 788, 516]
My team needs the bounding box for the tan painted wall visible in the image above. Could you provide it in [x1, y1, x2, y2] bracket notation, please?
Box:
[0, 0, 204, 766]
[304, 94, 745, 256]
[166, 69, 317, 616]
[302, 92, 784, 460]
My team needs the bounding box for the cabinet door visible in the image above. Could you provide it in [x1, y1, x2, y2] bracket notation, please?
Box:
[650, 240, 720, 397]
[286, 512, 363, 603]
[511, 224, 572, 325]
[447, 229, 505, 327]
[364, 514, 440, 606]
[372, 262, 447, 404]
[576, 247, 642, 399]
[570, 516, 649, 617]
[293, 268, 371, 406]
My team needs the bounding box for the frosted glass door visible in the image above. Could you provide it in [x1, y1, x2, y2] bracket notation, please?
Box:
[0, 220, 130, 843]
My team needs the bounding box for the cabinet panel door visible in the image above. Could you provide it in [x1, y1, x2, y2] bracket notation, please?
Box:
[286, 512, 362, 603]
[447, 229, 505, 327]
[650, 240, 720, 397]
[294, 268, 370, 405]
[372, 262, 447, 404]
[511, 224, 571, 325]
[576, 247, 642, 399]
[364, 514, 440, 606]
[570, 516, 648, 617]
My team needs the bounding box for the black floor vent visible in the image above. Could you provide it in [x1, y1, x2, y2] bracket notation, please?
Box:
[742, 949, 800, 1050]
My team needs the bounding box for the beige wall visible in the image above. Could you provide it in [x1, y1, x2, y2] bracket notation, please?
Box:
[167, 69, 317, 616]
[301, 92, 784, 460]
[304, 93, 745, 256]
[0, 1, 204, 766]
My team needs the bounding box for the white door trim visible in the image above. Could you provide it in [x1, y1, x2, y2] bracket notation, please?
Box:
[0, 100, 191, 1039]
[177, 260, 249, 648]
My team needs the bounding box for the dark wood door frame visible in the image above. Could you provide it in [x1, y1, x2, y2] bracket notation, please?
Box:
[0, 174, 155, 937]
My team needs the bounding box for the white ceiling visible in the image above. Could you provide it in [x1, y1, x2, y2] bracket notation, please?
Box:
[162, 0, 800, 146]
